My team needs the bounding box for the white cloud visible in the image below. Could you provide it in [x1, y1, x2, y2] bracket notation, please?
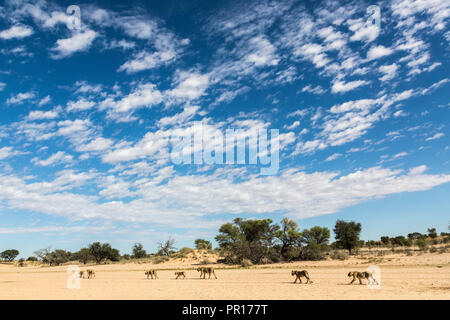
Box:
[38, 95, 51, 106]
[379, 64, 399, 81]
[325, 153, 342, 162]
[0, 166, 449, 224]
[51, 30, 97, 59]
[426, 133, 444, 141]
[0, 147, 23, 160]
[331, 79, 369, 93]
[0, 24, 33, 39]
[32, 151, 74, 166]
[167, 71, 210, 102]
[27, 109, 59, 120]
[367, 45, 394, 61]
[6, 91, 35, 105]
[67, 98, 95, 111]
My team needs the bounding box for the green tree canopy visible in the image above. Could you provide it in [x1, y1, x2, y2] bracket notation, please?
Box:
[333, 220, 362, 254]
[194, 239, 212, 250]
[0, 249, 19, 261]
[88, 242, 120, 264]
[301, 226, 331, 247]
[132, 243, 147, 258]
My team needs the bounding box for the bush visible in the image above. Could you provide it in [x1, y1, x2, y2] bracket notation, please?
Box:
[153, 256, 169, 264]
[260, 257, 272, 264]
[240, 259, 253, 267]
[429, 247, 437, 253]
[26, 256, 38, 262]
[416, 238, 428, 251]
[200, 258, 213, 265]
[439, 247, 447, 254]
[298, 245, 325, 261]
[330, 251, 349, 260]
[176, 247, 194, 258]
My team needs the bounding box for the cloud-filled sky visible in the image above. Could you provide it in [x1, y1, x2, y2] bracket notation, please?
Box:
[0, 0, 449, 257]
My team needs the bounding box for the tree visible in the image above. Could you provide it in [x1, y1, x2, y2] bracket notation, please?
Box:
[380, 236, 390, 246]
[427, 228, 437, 239]
[194, 239, 212, 250]
[73, 248, 92, 264]
[0, 249, 19, 261]
[88, 242, 120, 264]
[132, 243, 147, 259]
[274, 218, 302, 258]
[301, 226, 331, 248]
[34, 248, 71, 266]
[392, 236, 407, 246]
[416, 238, 428, 251]
[233, 218, 278, 246]
[157, 238, 176, 256]
[215, 222, 243, 248]
[407, 232, 425, 240]
[333, 220, 362, 254]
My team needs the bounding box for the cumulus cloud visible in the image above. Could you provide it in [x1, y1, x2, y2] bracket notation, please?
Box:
[51, 30, 97, 59]
[32, 151, 74, 166]
[0, 166, 449, 224]
[331, 79, 369, 93]
[367, 45, 394, 61]
[0, 24, 33, 39]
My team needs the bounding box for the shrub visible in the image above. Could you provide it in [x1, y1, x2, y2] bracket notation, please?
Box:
[176, 247, 194, 258]
[298, 244, 325, 261]
[153, 256, 169, 264]
[26, 256, 38, 262]
[330, 251, 349, 260]
[240, 259, 253, 267]
[260, 257, 272, 264]
[429, 247, 437, 253]
[200, 258, 213, 265]
[416, 238, 428, 251]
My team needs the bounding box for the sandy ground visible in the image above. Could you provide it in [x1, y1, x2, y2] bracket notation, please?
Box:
[0, 252, 449, 300]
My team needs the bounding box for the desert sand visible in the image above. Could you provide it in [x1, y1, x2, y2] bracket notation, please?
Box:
[0, 251, 449, 300]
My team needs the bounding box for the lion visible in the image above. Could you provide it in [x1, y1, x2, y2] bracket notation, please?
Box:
[86, 269, 95, 279]
[291, 270, 312, 284]
[347, 271, 378, 285]
[197, 267, 218, 279]
[145, 269, 158, 279]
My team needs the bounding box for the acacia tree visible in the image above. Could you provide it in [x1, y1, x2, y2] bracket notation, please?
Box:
[274, 218, 301, 258]
[157, 238, 176, 256]
[194, 239, 212, 250]
[427, 228, 437, 239]
[132, 243, 147, 258]
[88, 242, 120, 264]
[0, 249, 19, 261]
[333, 220, 362, 254]
[301, 226, 330, 247]
[73, 248, 92, 264]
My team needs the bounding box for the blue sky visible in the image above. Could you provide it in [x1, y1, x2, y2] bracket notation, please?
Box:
[0, 0, 449, 258]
